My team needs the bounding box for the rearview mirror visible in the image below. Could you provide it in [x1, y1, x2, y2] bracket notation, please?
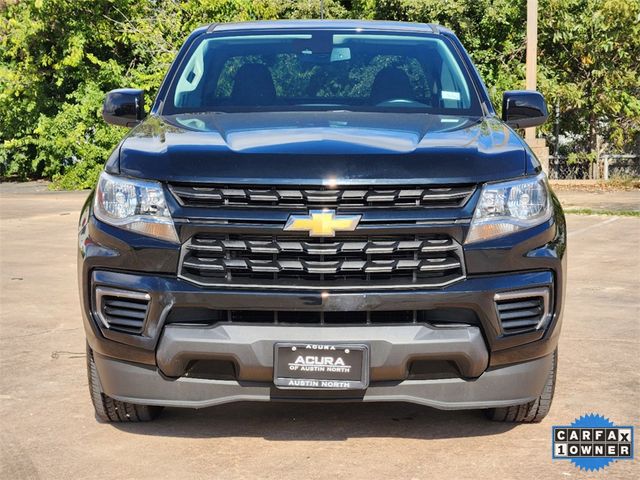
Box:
[502, 91, 548, 129]
[102, 89, 145, 127]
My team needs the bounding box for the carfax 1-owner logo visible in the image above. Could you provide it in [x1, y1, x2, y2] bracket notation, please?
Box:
[552, 414, 634, 471]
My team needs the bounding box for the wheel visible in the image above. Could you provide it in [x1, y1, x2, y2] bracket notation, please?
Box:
[485, 349, 557, 423]
[86, 344, 163, 422]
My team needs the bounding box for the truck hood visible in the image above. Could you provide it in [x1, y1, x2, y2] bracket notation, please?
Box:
[116, 112, 528, 185]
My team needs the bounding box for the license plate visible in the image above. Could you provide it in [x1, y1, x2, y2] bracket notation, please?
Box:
[273, 343, 369, 390]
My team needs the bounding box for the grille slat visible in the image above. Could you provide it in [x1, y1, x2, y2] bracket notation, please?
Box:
[187, 236, 457, 256]
[180, 233, 465, 288]
[104, 317, 148, 329]
[170, 184, 475, 209]
[496, 299, 541, 311]
[498, 318, 540, 329]
[103, 306, 148, 320]
[102, 300, 148, 311]
[496, 307, 542, 320]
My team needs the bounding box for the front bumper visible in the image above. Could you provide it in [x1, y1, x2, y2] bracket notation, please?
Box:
[158, 323, 489, 379]
[84, 268, 561, 368]
[94, 350, 554, 410]
[84, 267, 562, 408]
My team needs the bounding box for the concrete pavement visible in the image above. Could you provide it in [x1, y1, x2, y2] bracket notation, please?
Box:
[0, 184, 638, 479]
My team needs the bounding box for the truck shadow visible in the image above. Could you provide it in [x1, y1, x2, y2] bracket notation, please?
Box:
[111, 402, 519, 440]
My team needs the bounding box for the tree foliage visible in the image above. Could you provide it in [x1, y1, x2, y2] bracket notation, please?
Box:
[538, 0, 640, 153]
[1, 0, 638, 188]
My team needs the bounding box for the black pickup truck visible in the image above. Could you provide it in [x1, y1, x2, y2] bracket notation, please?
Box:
[79, 20, 566, 423]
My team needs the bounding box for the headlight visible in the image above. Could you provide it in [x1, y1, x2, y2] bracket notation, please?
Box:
[466, 173, 552, 244]
[93, 172, 178, 243]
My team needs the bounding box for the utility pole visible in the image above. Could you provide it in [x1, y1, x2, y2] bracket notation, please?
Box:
[524, 0, 550, 173]
[554, 99, 560, 156]
[525, 0, 538, 143]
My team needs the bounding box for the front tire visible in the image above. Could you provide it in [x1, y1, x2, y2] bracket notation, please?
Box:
[485, 349, 557, 423]
[86, 345, 163, 422]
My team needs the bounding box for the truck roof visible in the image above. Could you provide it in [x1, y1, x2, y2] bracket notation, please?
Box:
[207, 19, 451, 35]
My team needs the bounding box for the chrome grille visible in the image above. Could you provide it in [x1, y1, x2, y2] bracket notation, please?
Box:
[170, 184, 475, 209]
[179, 234, 465, 289]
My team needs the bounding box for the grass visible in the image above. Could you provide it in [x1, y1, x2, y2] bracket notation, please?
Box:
[564, 208, 640, 217]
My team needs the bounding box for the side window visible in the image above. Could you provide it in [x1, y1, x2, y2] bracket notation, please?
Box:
[438, 44, 472, 109]
[174, 42, 207, 108]
[440, 65, 459, 108]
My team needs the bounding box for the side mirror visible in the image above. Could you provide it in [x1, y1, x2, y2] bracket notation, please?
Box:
[502, 90, 548, 129]
[102, 89, 145, 127]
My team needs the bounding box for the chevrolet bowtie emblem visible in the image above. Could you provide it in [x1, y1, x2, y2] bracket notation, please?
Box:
[284, 210, 361, 237]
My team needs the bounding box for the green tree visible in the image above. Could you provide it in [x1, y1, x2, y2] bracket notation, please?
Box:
[1, 0, 638, 188]
[0, 0, 139, 181]
[538, 0, 640, 154]
[0, 0, 286, 186]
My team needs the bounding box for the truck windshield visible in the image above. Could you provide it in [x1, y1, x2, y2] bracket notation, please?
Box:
[165, 30, 482, 115]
